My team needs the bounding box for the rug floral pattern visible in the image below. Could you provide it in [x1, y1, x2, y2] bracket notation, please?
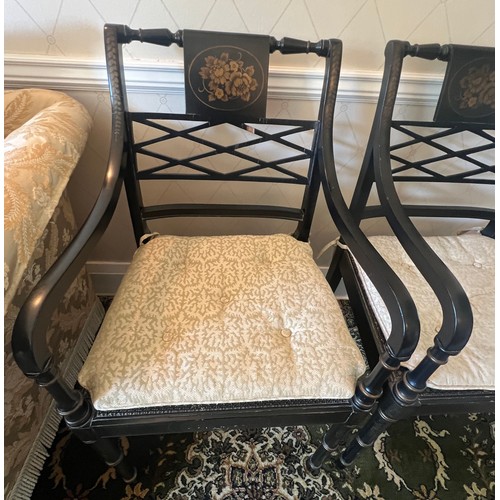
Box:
[32, 412, 494, 499]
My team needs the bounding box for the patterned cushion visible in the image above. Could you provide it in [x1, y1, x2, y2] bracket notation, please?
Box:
[79, 234, 366, 410]
[354, 234, 494, 391]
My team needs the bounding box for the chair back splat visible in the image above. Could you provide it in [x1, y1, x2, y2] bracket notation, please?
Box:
[322, 40, 494, 467]
[106, 24, 335, 246]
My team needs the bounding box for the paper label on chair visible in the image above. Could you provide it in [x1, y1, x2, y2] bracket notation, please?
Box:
[183, 30, 269, 123]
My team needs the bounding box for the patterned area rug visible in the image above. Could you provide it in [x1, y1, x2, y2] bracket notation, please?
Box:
[32, 301, 495, 499]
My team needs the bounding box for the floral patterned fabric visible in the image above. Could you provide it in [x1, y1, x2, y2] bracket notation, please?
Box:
[79, 234, 366, 410]
[4, 88, 92, 311]
[4, 89, 100, 500]
[184, 30, 269, 121]
[4, 191, 100, 500]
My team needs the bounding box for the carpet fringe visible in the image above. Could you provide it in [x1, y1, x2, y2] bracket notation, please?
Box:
[8, 299, 105, 500]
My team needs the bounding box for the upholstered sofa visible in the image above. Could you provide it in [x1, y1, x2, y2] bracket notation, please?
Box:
[4, 89, 104, 499]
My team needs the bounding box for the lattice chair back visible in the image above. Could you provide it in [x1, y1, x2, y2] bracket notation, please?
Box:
[104, 25, 339, 245]
[385, 43, 494, 231]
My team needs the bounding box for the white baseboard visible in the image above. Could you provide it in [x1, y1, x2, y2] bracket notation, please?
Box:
[86, 261, 130, 296]
[87, 261, 348, 299]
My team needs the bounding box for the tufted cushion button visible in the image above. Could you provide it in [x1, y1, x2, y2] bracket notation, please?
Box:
[280, 328, 292, 338]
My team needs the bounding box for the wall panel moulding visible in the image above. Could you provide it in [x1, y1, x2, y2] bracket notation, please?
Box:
[4, 54, 443, 105]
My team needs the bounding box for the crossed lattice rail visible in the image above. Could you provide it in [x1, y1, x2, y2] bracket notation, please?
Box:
[129, 113, 318, 185]
[390, 121, 495, 184]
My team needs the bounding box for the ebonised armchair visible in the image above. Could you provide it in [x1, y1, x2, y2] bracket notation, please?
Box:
[318, 40, 494, 467]
[13, 25, 423, 480]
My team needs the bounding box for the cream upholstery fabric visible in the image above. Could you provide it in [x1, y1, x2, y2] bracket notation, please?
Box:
[354, 234, 494, 391]
[79, 234, 366, 410]
[4, 89, 92, 311]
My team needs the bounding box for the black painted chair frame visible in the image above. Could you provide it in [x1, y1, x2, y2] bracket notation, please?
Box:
[12, 26, 424, 478]
[322, 40, 494, 466]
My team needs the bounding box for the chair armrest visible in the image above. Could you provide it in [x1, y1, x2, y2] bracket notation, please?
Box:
[12, 133, 125, 378]
[12, 27, 127, 379]
[372, 40, 474, 365]
[318, 45, 420, 364]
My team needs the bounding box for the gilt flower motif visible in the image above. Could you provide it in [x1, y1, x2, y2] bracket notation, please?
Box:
[199, 51, 258, 104]
[458, 64, 495, 111]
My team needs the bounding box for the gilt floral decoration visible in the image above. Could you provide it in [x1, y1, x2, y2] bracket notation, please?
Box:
[198, 51, 258, 104]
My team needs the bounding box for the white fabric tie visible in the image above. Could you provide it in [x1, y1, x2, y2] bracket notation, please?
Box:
[316, 237, 348, 261]
[139, 232, 160, 246]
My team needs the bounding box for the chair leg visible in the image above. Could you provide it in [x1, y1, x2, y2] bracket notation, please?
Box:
[340, 370, 420, 467]
[308, 410, 368, 471]
[26, 360, 137, 482]
[87, 437, 138, 482]
[69, 421, 137, 482]
[58, 390, 137, 483]
[309, 353, 402, 471]
[309, 371, 384, 470]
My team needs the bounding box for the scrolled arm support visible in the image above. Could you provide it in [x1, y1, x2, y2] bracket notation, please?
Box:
[12, 24, 127, 399]
[337, 39, 477, 469]
[374, 39, 474, 356]
[319, 49, 420, 362]
[309, 39, 420, 473]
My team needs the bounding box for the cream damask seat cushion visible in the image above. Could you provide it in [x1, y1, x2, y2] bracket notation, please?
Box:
[353, 234, 494, 391]
[79, 234, 366, 411]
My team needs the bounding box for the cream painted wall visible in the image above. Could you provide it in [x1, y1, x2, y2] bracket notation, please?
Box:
[4, 0, 495, 269]
[5, 0, 494, 69]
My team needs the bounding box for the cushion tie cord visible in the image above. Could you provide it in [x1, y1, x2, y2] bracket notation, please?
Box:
[315, 237, 348, 261]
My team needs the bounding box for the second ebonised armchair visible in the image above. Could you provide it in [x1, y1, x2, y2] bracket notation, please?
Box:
[319, 40, 494, 466]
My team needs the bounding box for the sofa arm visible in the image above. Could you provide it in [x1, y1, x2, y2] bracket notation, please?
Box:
[4, 89, 93, 310]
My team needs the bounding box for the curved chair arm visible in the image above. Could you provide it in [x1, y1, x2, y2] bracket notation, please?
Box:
[318, 44, 420, 365]
[323, 41, 478, 468]
[308, 40, 422, 471]
[372, 40, 474, 388]
[12, 25, 126, 380]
